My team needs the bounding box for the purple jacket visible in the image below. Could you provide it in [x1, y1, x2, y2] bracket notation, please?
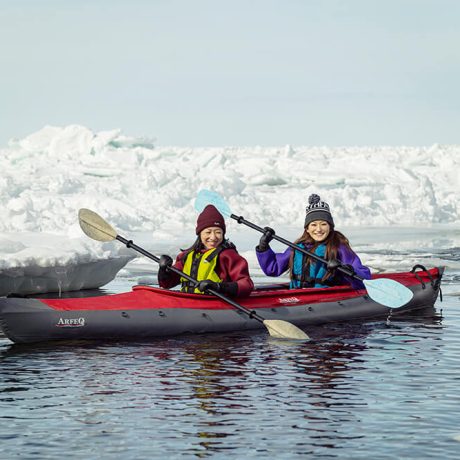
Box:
[256, 244, 371, 290]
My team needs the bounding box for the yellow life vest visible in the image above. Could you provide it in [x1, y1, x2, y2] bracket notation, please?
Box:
[180, 248, 223, 294]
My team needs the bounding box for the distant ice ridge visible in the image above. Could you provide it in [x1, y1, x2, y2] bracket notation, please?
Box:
[1, 124, 459, 238]
[0, 124, 459, 295]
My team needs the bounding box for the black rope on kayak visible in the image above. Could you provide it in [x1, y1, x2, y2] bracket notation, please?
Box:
[411, 264, 444, 303]
[386, 308, 393, 326]
[413, 272, 426, 289]
[410, 264, 428, 273]
[411, 264, 438, 290]
[411, 264, 426, 288]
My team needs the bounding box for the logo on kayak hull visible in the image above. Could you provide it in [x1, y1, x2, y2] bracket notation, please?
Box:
[278, 297, 300, 304]
[56, 317, 86, 328]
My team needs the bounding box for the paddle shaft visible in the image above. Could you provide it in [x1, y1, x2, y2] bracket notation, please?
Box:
[116, 235, 267, 324]
[230, 214, 360, 280]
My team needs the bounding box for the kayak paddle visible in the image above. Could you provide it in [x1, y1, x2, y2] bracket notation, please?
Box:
[194, 189, 414, 309]
[78, 208, 309, 340]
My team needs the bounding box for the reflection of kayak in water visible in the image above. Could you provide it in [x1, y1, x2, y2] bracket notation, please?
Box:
[0, 266, 443, 344]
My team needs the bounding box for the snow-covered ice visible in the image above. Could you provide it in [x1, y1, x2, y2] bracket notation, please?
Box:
[0, 124, 459, 295]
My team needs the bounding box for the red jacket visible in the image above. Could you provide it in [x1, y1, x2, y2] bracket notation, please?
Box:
[159, 248, 254, 297]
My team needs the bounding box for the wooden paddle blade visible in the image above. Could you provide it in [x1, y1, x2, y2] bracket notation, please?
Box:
[363, 278, 414, 308]
[263, 320, 310, 340]
[78, 208, 117, 242]
[195, 189, 232, 217]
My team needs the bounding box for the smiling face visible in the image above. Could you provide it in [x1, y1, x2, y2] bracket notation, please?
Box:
[306, 220, 331, 242]
[200, 226, 224, 250]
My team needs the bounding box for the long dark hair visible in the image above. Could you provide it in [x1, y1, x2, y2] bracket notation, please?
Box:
[288, 228, 351, 282]
[181, 236, 205, 253]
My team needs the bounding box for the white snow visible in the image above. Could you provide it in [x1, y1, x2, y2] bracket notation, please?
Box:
[0, 124, 459, 295]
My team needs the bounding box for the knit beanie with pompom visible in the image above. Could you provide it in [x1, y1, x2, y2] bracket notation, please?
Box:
[304, 194, 334, 228]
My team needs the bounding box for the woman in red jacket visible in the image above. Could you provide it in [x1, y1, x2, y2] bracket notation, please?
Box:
[158, 204, 254, 297]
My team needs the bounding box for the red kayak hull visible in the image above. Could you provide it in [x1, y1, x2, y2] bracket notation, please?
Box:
[0, 267, 443, 344]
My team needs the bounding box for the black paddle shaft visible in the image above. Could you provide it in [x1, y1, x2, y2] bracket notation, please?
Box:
[116, 235, 266, 324]
[231, 214, 362, 281]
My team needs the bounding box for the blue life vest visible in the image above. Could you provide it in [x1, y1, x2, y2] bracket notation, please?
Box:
[290, 244, 330, 289]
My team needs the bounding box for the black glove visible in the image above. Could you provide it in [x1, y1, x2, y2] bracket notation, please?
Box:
[326, 259, 340, 272]
[196, 280, 238, 296]
[328, 261, 355, 277]
[159, 255, 173, 270]
[340, 264, 355, 277]
[196, 280, 221, 293]
[256, 227, 275, 252]
[158, 254, 173, 282]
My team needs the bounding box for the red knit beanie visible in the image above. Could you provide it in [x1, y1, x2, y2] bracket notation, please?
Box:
[195, 205, 226, 235]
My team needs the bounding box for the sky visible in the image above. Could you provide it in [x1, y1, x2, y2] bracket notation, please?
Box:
[1, 0, 459, 147]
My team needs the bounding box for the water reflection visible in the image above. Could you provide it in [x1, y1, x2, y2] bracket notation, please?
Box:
[1, 225, 457, 458]
[0, 303, 456, 459]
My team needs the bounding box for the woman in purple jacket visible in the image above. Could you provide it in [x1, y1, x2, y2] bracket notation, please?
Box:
[256, 194, 371, 290]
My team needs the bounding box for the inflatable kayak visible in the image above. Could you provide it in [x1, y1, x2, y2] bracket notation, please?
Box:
[0, 266, 443, 344]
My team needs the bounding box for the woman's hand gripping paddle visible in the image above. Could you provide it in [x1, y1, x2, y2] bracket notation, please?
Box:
[194, 190, 414, 309]
[78, 208, 309, 340]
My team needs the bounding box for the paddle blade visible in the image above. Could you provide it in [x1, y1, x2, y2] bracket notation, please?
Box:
[363, 278, 414, 308]
[78, 208, 117, 242]
[263, 320, 310, 340]
[195, 189, 232, 217]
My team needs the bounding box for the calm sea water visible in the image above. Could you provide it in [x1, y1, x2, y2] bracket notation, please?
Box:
[1, 227, 460, 459]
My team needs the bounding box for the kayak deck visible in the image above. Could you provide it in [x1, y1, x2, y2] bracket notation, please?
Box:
[35, 266, 442, 311]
